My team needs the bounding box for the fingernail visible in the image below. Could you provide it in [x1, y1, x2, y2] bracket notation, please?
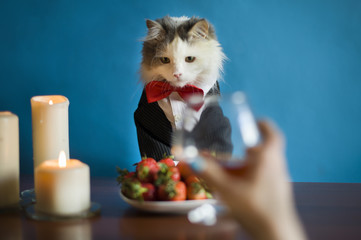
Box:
[188, 156, 206, 173]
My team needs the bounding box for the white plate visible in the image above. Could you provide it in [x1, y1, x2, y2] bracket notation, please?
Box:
[119, 191, 217, 214]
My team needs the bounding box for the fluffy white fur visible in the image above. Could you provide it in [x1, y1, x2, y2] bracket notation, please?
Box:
[140, 17, 226, 93]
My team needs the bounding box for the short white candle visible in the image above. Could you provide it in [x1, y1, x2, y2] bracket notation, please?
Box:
[0, 111, 19, 208]
[35, 151, 90, 216]
[31, 95, 70, 169]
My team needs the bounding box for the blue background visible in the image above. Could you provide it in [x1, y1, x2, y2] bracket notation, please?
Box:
[1, 0, 360, 182]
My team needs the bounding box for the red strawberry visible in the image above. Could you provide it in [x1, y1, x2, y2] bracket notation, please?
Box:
[154, 164, 181, 186]
[169, 167, 181, 182]
[121, 177, 147, 200]
[187, 182, 207, 200]
[156, 185, 168, 201]
[154, 162, 168, 186]
[116, 167, 135, 185]
[159, 156, 175, 167]
[136, 157, 160, 183]
[186, 175, 213, 200]
[177, 161, 194, 180]
[125, 171, 135, 179]
[185, 175, 201, 185]
[141, 183, 156, 201]
[157, 180, 186, 201]
[136, 157, 157, 172]
[171, 181, 186, 201]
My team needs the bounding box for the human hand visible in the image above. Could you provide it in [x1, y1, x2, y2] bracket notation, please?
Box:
[188, 120, 306, 240]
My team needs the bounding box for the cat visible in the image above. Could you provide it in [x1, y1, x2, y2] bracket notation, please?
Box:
[134, 16, 231, 160]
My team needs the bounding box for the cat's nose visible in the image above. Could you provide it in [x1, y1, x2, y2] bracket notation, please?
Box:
[173, 73, 182, 79]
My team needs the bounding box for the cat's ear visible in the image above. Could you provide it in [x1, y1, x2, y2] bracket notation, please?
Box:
[145, 20, 164, 41]
[189, 19, 209, 39]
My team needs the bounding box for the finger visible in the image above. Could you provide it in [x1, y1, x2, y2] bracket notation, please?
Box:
[257, 120, 284, 148]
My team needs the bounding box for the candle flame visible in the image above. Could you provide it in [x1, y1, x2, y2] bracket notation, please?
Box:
[58, 151, 67, 168]
[49, 100, 54, 105]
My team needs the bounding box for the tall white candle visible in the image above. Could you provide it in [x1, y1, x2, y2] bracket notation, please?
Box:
[0, 111, 19, 208]
[35, 151, 90, 216]
[31, 95, 70, 169]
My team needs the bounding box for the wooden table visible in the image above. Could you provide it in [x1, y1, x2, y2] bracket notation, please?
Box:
[0, 176, 360, 240]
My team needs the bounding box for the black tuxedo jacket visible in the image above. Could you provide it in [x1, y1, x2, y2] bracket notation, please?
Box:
[134, 83, 233, 160]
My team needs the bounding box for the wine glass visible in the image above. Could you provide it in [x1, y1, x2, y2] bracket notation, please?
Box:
[172, 91, 260, 172]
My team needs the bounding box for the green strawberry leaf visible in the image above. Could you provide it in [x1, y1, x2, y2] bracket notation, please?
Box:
[165, 180, 177, 199]
[116, 167, 129, 185]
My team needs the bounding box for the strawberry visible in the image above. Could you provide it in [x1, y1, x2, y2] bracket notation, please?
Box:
[171, 181, 186, 201]
[187, 181, 207, 200]
[116, 167, 135, 185]
[186, 175, 213, 200]
[156, 185, 168, 201]
[135, 157, 157, 172]
[177, 161, 194, 180]
[141, 183, 156, 201]
[121, 177, 157, 201]
[185, 175, 201, 185]
[154, 162, 168, 186]
[169, 167, 181, 182]
[136, 157, 160, 183]
[121, 177, 147, 200]
[159, 155, 175, 167]
[157, 180, 186, 201]
[154, 164, 181, 186]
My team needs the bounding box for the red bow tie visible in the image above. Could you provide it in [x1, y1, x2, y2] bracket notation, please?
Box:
[145, 81, 204, 103]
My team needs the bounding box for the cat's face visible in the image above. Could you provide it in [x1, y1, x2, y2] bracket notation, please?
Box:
[140, 16, 225, 89]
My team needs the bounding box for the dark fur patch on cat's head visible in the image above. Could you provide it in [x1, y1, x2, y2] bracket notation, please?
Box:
[141, 16, 216, 67]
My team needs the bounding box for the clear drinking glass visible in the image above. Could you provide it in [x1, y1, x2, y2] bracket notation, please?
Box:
[173, 91, 260, 174]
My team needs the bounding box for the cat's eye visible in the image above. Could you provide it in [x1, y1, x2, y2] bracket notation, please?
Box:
[160, 57, 170, 64]
[185, 56, 196, 63]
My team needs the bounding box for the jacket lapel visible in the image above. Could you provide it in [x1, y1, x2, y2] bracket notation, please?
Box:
[134, 90, 172, 146]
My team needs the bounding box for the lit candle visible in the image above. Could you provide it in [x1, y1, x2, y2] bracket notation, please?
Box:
[0, 111, 19, 208]
[35, 151, 90, 216]
[31, 95, 70, 169]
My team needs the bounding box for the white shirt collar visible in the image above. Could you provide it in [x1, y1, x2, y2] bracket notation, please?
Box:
[157, 82, 215, 130]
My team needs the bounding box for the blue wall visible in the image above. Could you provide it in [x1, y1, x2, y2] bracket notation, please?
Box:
[1, 0, 360, 182]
